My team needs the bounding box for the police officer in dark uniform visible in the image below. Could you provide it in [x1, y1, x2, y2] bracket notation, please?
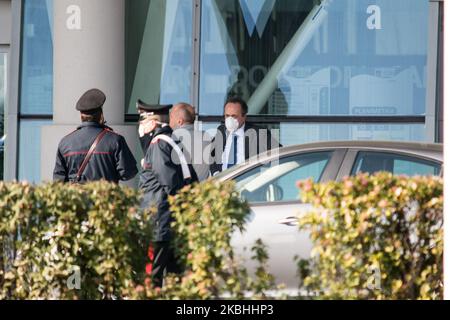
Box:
[137, 99, 198, 288]
[53, 89, 138, 183]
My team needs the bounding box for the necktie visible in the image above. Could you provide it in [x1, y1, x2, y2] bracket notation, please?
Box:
[227, 134, 238, 169]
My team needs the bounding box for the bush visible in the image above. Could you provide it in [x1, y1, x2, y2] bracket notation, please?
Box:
[297, 173, 443, 300]
[0, 182, 152, 299]
[0, 180, 275, 300]
[133, 179, 277, 300]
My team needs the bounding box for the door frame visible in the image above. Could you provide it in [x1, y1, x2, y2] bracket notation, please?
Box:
[3, 0, 21, 181]
[0, 45, 9, 180]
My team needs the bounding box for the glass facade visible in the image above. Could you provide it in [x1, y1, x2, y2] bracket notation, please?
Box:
[18, 120, 51, 183]
[0, 53, 5, 180]
[20, 0, 53, 115]
[278, 122, 427, 146]
[11, 0, 439, 181]
[126, 0, 193, 113]
[199, 0, 429, 117]
[125, 0, 433, 146]
[18, 0, 53, 182]
[195, 121, 427, 146]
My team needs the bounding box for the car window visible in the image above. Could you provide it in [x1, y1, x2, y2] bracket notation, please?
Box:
[235, 152, 333, 203]
[351, 151, 441, 176]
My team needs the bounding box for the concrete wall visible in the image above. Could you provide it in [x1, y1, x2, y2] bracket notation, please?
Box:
[41, 0, 140, 186]
[52, 0, 125, 125]
[0, 0, 11, 45]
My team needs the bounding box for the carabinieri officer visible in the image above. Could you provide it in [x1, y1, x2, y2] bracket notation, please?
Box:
[137, 99, 198, 288]
[53, 88, 138, 183]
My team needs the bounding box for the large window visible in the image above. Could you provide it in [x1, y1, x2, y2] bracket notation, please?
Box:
[199, 0, 429, 117]
[126, 0, 193, 113]
[278, 122, 427, 146]
[18, 120, 51, 183]
[197, 121, 427, 146]
[18, 0, 53, 182]
[20, 0, 53, 115]
[124, 0, 437, 145]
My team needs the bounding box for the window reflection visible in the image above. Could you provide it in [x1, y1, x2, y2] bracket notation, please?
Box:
[126, 0, 193, 113]
[18, 120, 52, 183]
[243, 122, 426, 146]
[351, 152, 441, 176]
[279, 123, 428, 146]
[20, 0, 53, 115]
[197, 121, 427, 147]
[235, 151, 332, 203]
[199, 0, 429, 117]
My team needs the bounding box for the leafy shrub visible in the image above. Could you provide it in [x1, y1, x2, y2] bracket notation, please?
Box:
[1, 180, 276, 300]
[133, 180, 277, 300]
[0, 182, 151, 299]
[297, 173, 443, 300]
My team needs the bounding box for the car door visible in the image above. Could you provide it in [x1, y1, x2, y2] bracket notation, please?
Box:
[230, 149, 346, 291]
[337, 149, 442, 178]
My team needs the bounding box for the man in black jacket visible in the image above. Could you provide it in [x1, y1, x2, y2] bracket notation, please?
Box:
[210, 97, 281, 176]
[53, 89, 138, 183]
[137, 100, 198, 288]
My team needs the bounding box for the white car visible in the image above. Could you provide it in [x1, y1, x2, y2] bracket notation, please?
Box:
[214, 141, 443, 294]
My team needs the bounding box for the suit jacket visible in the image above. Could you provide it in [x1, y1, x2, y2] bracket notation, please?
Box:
[210, 123, 281, 175]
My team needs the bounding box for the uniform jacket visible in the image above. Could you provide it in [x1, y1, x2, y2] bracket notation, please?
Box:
[53, 122, 138, 183]
[139, 125, 198, 242]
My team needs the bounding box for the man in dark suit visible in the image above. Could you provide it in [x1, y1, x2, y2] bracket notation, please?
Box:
[210, 97, 281, 176]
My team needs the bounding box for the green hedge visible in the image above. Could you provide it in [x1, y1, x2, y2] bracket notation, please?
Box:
[5, 173, 438, 300]
[0, 182, 151, 299]
[133, 180, 277, 300]
[1, 180, 275, 300]
[297, 173, 443, 300]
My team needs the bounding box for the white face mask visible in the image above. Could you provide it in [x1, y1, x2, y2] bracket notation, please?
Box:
[138, 120, 168, 137]
[225, 117, 240, 132]
[138, 124, 146, 137]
